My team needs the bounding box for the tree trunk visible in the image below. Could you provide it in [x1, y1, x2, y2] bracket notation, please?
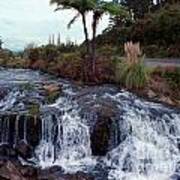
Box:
[82, 13, 90, 54]
[81, 13, 90, 81]
[92, 17, 97, 78]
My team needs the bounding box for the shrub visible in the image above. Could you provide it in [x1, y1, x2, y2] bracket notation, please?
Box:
[116, 42, 148, 89]
[116, 59, 148, 89]
[163, 67, 180, 90]
[52, 52, 83, 80]
[97, 45, 120, 57]
[98, 3, 180, 57]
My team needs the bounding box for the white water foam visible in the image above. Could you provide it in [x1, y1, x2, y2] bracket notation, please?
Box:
[35, 96, 96, 172]
[104, 92, 180, 180]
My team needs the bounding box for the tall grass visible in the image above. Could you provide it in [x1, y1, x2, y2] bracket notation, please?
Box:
[116, 42, 148, 89]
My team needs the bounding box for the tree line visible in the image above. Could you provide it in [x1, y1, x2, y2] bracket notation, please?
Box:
[50, 0, 127, 79]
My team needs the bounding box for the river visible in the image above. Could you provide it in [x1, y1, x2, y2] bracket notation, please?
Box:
[0, 68, 180, 180]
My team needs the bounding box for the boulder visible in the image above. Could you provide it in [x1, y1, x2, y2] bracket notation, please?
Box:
[90, 105, 118, 156]
[0, 88, 8, 100]
[159, 96, 175, 106]
[0, 160, 25, 180]
[38, 168, 94, 180]
[20, 165, 37, 178]
[75, 86, 122, 156]
[0, 144, 17, 158]
[43, 84, 62, 94]
[15, 140, 33, 159]
[60, 172, 94, 180]
[147, 89, 157, 98]
[0, 159, 37, 180]
[170, 173, 180, 180]
[38, 165, 64, 179]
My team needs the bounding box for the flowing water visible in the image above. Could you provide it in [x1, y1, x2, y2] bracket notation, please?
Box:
[0, 68, 180, 180]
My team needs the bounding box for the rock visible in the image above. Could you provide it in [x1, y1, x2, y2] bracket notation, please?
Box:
[90, 105, 117, 156]
[38, 165, 64, 179]
[0, 159, 37, 180]
[0, 144, 17, 158]
[43, 84, 62, 104]
[20, 165, 37, 178]
[170, 173, 180, 180]
[60, 172, 94, 180]
[43, 84, 62, 94]
[0, 160, 25, 180]
[0, 157, 7, 168]
[15, 140, 33, 159]
[39, 168, 94, 180]
[147, 90, 157, 98]
[159, 96, 174, 105]
[75, 86, 122, 156]
[25, 115, 42, 148]
[0, 88, 8, 100]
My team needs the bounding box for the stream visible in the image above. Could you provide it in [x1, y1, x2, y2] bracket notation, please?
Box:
[0, 68, 180, 180]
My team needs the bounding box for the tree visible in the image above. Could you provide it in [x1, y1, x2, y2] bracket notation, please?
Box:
[120, 0, 154, 19]
[50, 0, 94, 54]
[91, 1, 127, 76]
[0, 37, 3, 49]
[57, 33, 61, 46]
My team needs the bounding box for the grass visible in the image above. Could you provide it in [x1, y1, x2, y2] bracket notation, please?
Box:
[116, 58, 148, 89]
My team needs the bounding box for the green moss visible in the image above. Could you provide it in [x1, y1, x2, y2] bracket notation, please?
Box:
[28, 104, 40, 116]
[20, 83, 35, 91]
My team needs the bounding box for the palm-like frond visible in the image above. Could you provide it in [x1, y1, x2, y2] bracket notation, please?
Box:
[50, 0, 95, 13]
[67, 13, 80, 29]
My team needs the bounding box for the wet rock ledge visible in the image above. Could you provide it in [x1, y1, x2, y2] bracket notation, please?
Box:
[0, 144, 94, 180]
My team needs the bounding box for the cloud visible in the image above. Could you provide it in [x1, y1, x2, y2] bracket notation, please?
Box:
[0, 0, 109, 51]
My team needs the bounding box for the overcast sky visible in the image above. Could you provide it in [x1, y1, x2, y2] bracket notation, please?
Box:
[0, 0, 109, 51]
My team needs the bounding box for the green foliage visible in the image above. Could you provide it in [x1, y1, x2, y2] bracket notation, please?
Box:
[28, 48, 40, 62]
[131, 4, 180, 47]
[96, 45, 119, 57]
[116, 58, 148, 89]
[25, 43, 79, 63]
[163, 68, 180, 90]
[28, 104, 40, 116]
[121, 0, 152, 19]
[20, 83, 35, 91]
[99, 3, 180, 57]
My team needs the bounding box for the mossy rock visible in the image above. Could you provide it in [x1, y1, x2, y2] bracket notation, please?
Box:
[45, 91, 60, 104]
[19, 83, 35, 91]
[28, 104, 40, 116]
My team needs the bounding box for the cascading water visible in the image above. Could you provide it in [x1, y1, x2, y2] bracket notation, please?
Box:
[104, 91, 180, 180]
[35, 97, 94, 171]
[0, 69, 180, 180]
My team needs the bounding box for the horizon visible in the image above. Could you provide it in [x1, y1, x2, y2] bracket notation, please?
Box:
[0, 0, 109, 51]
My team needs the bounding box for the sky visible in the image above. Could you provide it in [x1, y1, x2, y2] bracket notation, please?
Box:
[0, 0, 109, 51]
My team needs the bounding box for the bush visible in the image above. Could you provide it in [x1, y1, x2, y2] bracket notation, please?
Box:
[98, 3, 180, 57]
[116, 58, 148, 89]
[162, 67, 180, 90]
[97, 45, 120, 57]
[48, 52, 83, 80]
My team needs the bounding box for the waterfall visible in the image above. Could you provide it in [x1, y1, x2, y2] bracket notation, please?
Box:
[0, 69, 180, 180]
[35, 97, 94, 172]
[104, 91, 180, 180]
